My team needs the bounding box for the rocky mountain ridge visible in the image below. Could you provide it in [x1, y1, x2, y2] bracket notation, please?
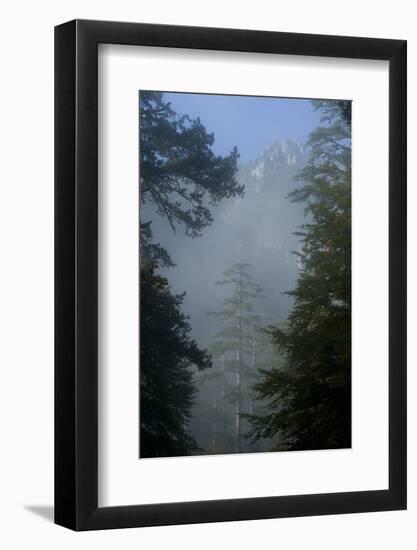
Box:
[238, 139, 309, 195]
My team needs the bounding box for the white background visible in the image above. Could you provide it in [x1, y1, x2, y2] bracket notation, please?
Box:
[0, 0, 415, 548]
[99, 46, 389, 506]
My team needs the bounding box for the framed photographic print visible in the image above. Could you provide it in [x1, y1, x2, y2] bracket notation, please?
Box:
[55, 19, 406, 530]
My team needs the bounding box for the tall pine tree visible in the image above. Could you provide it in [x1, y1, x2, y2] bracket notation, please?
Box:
[139, 92, 242, 457]
[208, 262, 265, 453]
[248, 100, 351, 451]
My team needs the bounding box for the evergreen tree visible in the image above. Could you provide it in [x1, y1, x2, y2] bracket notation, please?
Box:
[139, 92, 242, 456]
[140, 91, 243, 266]
[248, 100, 351, 451]
[140, 263, 211, 457]
[208, 262, 265, 453]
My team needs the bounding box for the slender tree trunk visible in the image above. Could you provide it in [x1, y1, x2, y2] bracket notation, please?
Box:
[222, 353, 227, 452]
[250, 329, 256, 416]
[250, 328, 259, 451]
[235, 269, 242, 454]
[235, 348, 241, 453]
[212, 387, 217, 453]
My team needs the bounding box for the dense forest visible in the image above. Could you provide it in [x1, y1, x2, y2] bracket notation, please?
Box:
[139, 91, 351, 458]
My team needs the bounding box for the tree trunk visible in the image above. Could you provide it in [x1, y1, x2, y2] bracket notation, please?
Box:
[250, 329, 256, 416]
[212, 388, 217, 453]
[222, 353, 227, 452]
[235, 269, 242, 454]
[235, 348, 241, 453]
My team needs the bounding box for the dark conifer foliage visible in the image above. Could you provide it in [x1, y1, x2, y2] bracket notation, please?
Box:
[139, 91, 242, 457]
[140, 263, 211, 458]
[140, 91, 243, 265]
[248, 100, 352, 451]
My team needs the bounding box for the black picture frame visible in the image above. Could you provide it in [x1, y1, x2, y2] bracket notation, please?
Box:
[55, 19, 407, 531]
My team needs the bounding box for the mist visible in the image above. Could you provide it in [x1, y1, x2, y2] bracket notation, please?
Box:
[139, 91, 323, 456]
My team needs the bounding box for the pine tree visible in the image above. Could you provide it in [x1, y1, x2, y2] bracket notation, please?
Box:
[248, 100, 351, 451]
[208, 262, 265, 453]
[140, 91, 243, 266]
[139, 92, 242, 456]
[140, 263, 211, 457]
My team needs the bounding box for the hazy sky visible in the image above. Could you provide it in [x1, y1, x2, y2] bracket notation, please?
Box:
[164, 92, 321, 164]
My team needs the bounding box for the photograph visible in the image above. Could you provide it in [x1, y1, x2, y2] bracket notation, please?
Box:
[139, 91, 352, 458]
[0, 2, 409, 543]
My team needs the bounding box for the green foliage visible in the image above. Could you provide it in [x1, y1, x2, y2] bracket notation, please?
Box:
[140, 91, 244, 266]
[248, 100, 351, 451]
[140, 263, 211, 458]
[139, 92, 241, 457]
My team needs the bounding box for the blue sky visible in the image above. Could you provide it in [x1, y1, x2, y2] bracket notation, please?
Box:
[163, 92, 321, 165]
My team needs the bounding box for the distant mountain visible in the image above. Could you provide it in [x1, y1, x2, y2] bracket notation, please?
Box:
[238, 139, 309, 195]
[218, 139, 309, 247]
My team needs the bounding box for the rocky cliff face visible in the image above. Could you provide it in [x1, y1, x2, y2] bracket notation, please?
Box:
[219, 139, 309, 260]
[238, 139, 309, 195]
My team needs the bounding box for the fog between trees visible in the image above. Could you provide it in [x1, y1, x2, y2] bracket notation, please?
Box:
[139, 92, 351, 458]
